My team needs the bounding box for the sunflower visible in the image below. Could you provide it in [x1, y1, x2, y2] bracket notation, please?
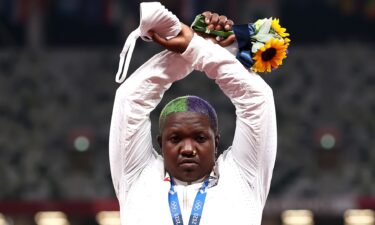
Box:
[252, 38, 288, 73]
[271, 18, 289, 38]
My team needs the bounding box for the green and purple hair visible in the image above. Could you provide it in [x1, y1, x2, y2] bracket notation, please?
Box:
[159, 96, 218, 133]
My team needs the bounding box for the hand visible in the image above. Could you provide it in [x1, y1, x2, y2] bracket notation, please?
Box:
[150, 23, 193, 53]
[198, 11, 236, 47]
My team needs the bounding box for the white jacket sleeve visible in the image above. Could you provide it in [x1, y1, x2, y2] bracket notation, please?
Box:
[109, 50, 193, 196]
[181, 34, 277, 204]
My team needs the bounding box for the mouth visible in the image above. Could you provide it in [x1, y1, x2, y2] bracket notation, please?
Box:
[178, 159, 199, 168]
[179, 158, 198, 164]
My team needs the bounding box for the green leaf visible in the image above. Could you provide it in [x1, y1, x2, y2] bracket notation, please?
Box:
[191, 15, 206, 29]
[209, 30, 234, 38]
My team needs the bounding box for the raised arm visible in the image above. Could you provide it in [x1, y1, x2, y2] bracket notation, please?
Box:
[182, 34, 277, 204]
[109, 50, 193, 196]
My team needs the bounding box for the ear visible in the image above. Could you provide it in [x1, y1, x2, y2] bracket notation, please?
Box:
[215, 134, 220, 153]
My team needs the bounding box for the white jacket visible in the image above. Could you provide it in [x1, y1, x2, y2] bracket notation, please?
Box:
[109, 34, 277, 225]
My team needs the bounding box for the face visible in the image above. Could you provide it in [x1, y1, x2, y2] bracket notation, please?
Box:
[158, 112, 219, 183]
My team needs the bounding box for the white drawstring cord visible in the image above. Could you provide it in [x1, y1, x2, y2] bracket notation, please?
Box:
[115, 2, 181, 83]
[115, 28, 140, 83]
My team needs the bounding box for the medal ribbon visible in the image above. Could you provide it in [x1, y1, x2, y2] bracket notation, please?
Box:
[168, 178, 209, 225]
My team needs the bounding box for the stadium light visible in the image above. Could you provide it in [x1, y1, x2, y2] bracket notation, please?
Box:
[96, 211, 121, 225]
[34, 211, 69, 225]
[0, 213, 8, 225]
[281, 210, 314, 225]
[320, 133, 336, 150]
[344, 209, 375, 225]
[74, 135, 90, 152]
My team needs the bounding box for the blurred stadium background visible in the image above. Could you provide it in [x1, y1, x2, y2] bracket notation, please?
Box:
[0, 0, 374, 224]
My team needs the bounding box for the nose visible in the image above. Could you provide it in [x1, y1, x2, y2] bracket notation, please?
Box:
[180, 139, 195, 157]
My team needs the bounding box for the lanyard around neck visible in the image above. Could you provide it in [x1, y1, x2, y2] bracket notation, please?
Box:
[168, 178, 209, 225]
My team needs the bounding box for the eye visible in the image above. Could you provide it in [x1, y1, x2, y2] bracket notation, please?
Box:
[169, 135, 180, 144]
[195, 134, 207, 143]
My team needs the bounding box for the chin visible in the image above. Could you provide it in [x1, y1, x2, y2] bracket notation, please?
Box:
[182, 176, 198, 183]
[178, 172, 206, 183]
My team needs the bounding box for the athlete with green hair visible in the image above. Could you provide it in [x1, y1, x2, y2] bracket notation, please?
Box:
[109, 11, 277, 225]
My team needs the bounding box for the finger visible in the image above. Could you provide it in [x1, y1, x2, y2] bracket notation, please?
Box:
[204, 11, 214, 30]
[207, 13, 219, 30]
[215, 15, 227, 30]
[150, 31, 168, 47]
[219, 34, 236, 47]
[202, 11, 212, 24]
[224, 20, 234, 31]
[210, 13, 219, 25]
[218, 15, 227, 27]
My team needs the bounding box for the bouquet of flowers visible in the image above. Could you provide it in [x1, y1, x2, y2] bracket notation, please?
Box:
[191, 15, 290, 73]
